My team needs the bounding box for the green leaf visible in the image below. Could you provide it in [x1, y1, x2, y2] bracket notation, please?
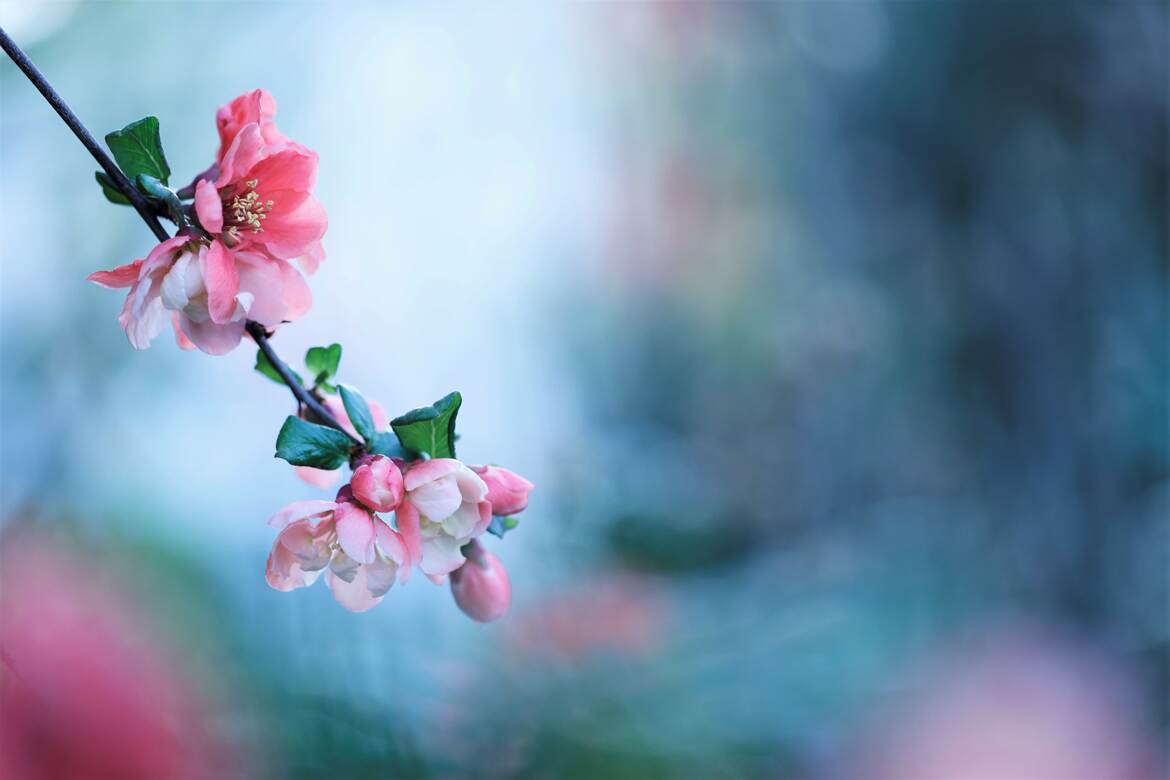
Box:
[486, 515, 519, 539]
[338, 384, 376, 443]
[305, 344, 342, 386]
[370, 431, 407, 459]
[391, 391, 461, 459]
[255, 348, 302, 386]
[95, 171, 130, 205]
[105, 116, 170, 185]
[274, 416, 353, 469]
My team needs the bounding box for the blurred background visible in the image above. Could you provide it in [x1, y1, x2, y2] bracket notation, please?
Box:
[1, 2, 1167, 778]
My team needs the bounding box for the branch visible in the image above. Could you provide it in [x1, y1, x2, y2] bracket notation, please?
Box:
[247, 322, 363, 446]
[0, 26, 363, 448]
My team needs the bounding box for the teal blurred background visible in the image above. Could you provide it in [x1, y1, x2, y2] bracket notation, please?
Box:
[1, 2, 1166, 778]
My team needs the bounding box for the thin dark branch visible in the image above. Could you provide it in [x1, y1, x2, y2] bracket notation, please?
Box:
[247, 322, 363, 446]
[0, 26, 362, 448]
[0, 25, 169, 242]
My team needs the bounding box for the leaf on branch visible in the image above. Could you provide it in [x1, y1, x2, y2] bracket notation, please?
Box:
[274, 416, 353, 469]
[370, 431, 407, 459]
[105, 116, 171, 185]
[136, 174, 183, 222]
[305, 343, 342, 389]
[94, 171, 130, 205]
[338, 384, 376, 443]
[255, 348, 302, 386]
[486, 515, 519, 539]
[391, 391, 461, 460]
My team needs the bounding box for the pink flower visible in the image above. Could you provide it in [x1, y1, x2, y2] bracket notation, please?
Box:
[265, 498, 408, 613]
[351, 455, 404, 512]
[396, 459, 492, 577]
[215, 89, 288, 165]
[88, 236, 310, 354]
[194, 122, 326, 271]
[449, 540, 511, 623]
[0, 534, 236, 778]
[295, 395, 390, 490]
[471, 464, 534, 516]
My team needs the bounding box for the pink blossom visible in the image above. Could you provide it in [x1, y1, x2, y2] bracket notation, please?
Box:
[351, 455, 404, 512]
[215, 89, 288, 165]
[0, 534, 236, 778]
[265, 498, 408, 612]
[471, 464, 534, 516]
[88, 236, 310, 354]
[194, 121, 326, 271]
[397, 459, 491, 577]
[449, 540, 511, 623]
[295, 395, 390, 490]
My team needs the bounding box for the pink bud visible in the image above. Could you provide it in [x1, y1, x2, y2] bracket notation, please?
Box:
[350, 455, 404, 512]
[470, 465, 534, 516]
[449, 541, 512, 623]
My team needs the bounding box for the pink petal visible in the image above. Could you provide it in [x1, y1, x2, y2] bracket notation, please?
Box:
[442, 501, 482, 540]
[278, 260, 312, 321]
[409, 477, 462, 522]
[327, 568, 383, 612]
[298, 241, 325, 275]
[259, 195, 328, 260]
[248, 145, 318, 197]
[216, 123, 267, 187]
[334, 502, 376, 564]
[119, 285, 166, 350]
[395, 499, 422, 566]
[403, 459, 463, 491]
[374, 519, 408, 567]
[267, 499, 337, 529]
[454, 467, 488, 503]
[87, 259, 143, 288]
[419, 534, 467, 577]
[171, 313, 196, 350]
[202, 241, 239, 324]
[194, 179, 223, 233]
[233, 252, 286, 327]
[176, 314, 245, 355]
[266, 542, 325, 592]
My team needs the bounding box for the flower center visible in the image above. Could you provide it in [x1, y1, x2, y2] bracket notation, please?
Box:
[224, 178, 273, 242]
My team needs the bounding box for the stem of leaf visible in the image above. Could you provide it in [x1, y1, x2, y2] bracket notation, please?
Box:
[0, 26, 363, 449]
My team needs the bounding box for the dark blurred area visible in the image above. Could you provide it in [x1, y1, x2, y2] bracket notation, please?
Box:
[1, 2, 1166, 778]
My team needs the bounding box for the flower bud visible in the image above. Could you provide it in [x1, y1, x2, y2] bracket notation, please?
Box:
[449, 541, 511, 623]
[470, 465, 534, 516]
[350, 455, 404, 512]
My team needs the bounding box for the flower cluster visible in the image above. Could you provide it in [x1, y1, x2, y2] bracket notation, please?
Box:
[267, 455, 532, 617]
[81, 89, 533, 623]
[88, 90, 326, 354]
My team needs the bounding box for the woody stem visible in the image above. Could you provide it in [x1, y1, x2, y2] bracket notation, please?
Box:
[0, 26, 362, 447]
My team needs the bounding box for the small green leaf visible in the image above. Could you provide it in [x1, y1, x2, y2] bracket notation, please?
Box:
[370, 431, 407, 459]
[136, 174, 183, 222]
[95, 171, 130, 205]
[487, 516, 519, 539]
[305, 344, 342, 385]
[339, 384, 376, 443]
[105, 116, 171, 185]
[255, 349, 302, 386]
[391, 391, 462, 459]
[274, 416, 353, 469]
[317, 380, 338, 395]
